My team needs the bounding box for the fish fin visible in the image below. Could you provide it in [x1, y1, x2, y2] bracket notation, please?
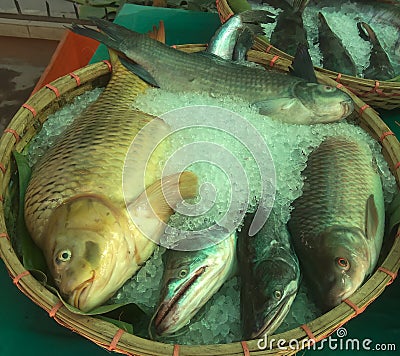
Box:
[365, 194, 379, 240]
[147, 20, 166, 43]
[239, 9, 276, 25]
[261, 0, 290, 11]
[254, 97, 298, 116]
[130, 172, 198, 224]
[70, 23, 120, 49]
[119, 57, 159, 87]
[292, 0, 311, 13]
[233, 27, 254, 61]
[357, 22, 378, 44]
[289, 43, 317, 83]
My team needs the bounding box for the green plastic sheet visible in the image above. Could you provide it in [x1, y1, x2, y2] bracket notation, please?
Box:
[1, 4, 399, 356]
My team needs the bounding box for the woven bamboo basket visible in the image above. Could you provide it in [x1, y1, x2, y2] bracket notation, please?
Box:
[1, 44, 400, 356]
[215, 0, 400, 110]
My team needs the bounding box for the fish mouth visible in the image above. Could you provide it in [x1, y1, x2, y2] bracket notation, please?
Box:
[340, 101, 353, 118]
[250, 293, 295, 339]
[71, 271, 95, 311]
[154, 266, 206, 334]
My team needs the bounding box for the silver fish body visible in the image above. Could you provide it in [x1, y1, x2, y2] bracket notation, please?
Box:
[239, 213, 300, 339]
[153, 231, 237, 335]
[207, 10, 275, 60]
[71, 19, 354, 125]
[288, 136, 385, 311]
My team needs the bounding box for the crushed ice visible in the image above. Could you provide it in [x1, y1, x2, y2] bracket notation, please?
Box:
[250, 0, 399, 77]
[26, 83, 397, 345]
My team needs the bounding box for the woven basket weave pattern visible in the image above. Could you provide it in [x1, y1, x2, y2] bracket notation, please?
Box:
[0, 46, 399, 355]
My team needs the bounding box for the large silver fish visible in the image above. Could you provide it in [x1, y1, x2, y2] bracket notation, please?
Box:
[70, 19, 354, 125]
[153, 231, 237, 335]
[238, 213, 300, 339]
[207, 10, 275, 61]
[288, 136, 385, 311]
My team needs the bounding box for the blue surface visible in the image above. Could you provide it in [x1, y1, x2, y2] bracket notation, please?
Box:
[89, 4, 221, 63]
[1, 4, 400, 356]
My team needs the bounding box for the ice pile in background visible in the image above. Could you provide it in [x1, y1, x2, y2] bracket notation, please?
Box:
[250, 0, 400, 77]
[26, 83, 397, 345]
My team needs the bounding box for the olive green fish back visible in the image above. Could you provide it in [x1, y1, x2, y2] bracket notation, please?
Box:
[289, 137, 383, 240]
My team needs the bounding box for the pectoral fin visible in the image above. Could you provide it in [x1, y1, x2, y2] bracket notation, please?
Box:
[128, 171, 198, 230]
[365, 194, 379, 240]
[119, 57, 159, 87]
[254, 98, 298, 116]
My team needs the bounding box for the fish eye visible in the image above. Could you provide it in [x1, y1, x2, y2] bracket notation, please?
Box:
[336, 257, 350, 270]
[323, 85, 335, 92]
[274, 290, 282, 300]
[56, 250, 72, 264]
[178, 269, 188, 279]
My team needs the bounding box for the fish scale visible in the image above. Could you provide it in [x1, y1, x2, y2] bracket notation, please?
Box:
[24, 51, 198, 312]
[24, 55, 165, 247]
[71, 19, 354, 125]
[293, 139, 376, 235]
[288, 136, 385, 310]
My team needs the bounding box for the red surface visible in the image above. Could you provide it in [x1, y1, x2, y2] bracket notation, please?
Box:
[31, 30, 99, 95]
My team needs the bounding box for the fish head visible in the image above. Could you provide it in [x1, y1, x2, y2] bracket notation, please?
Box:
[242, 244, 300, 339]
[153, 233, 237, 335]
[293, 82, 354, 123]
[43, 195, 132, 312]
[302, 226, 370, 311]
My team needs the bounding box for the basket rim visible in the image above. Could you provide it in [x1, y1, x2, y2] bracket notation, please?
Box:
[0, 46, 399, 356]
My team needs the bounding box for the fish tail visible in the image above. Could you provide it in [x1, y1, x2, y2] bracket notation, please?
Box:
[239, 10, 276, 26]
[357, 22, 378, 44]
[264, 0, 310, 12]
[70, 23, 120, 49]
[293, 0, 311, 13]
[71, 18, 145, 55]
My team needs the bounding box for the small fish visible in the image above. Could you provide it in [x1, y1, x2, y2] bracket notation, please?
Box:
[267, 0, 311, 57]
[70, 18, 354, 125]
[288, 136, 385, 311]
[153, 230, 237, 335]
[24, 50, 198, 312]
[318, 12, 357, 76]
[357, 21, 396, 80]
[207, 10, 275, 61]
[238, 213, 300, 339]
